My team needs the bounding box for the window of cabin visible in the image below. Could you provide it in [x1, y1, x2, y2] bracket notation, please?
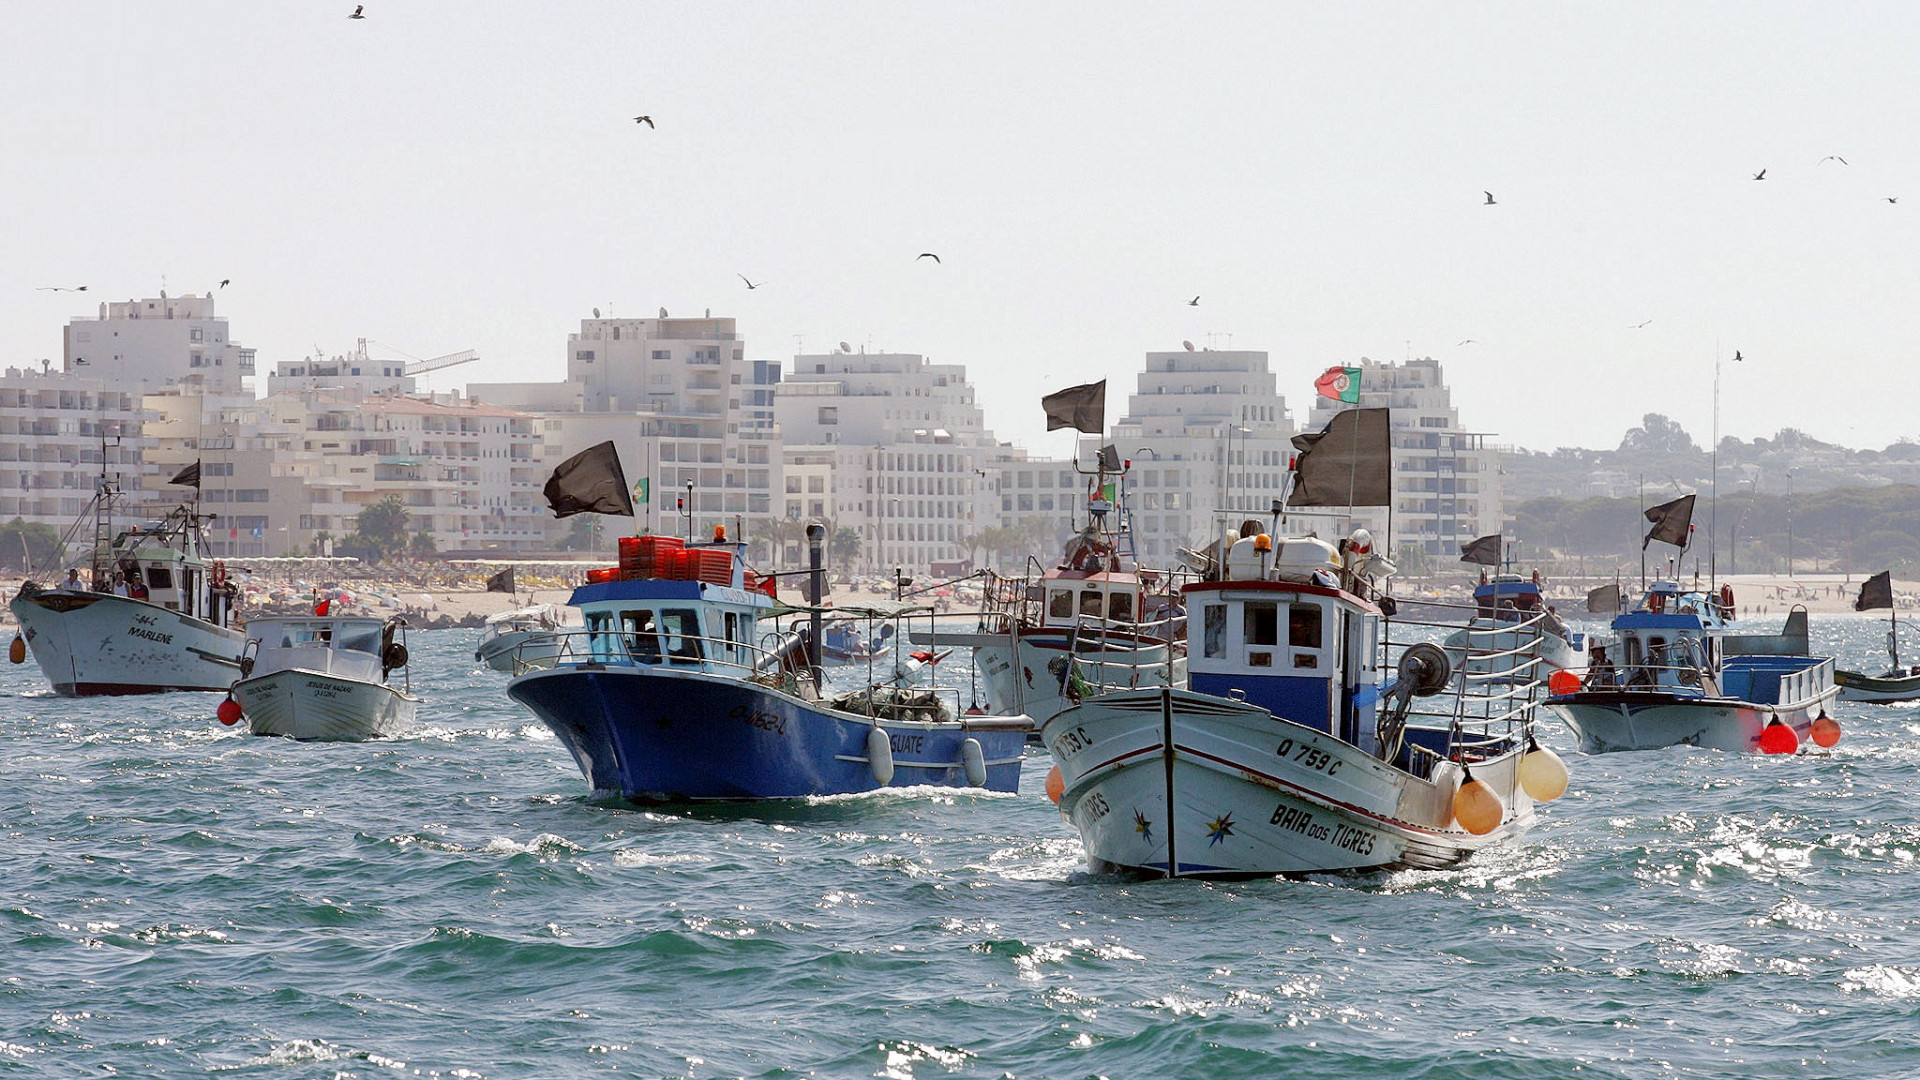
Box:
[1203, 604, 1227, 658]
[145, 567, 174, 591]
[1244, 602, 1279, 646]
[1080, 590, 1103, 618]
[1048, 590, 1073, 619]
[621, 609, 662, 664]
[660, 608, 704, 663]
[337, 624, 382, 655]
[1108, 590, 1133, 623]
[1289, 602, 1322, 669]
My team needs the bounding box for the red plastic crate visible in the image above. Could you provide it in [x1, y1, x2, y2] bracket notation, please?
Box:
[690, 548, 734, 586]
[585, 566, 620, 583]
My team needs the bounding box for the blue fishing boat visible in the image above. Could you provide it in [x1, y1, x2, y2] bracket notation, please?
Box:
[506, 540, 1030, 802]
[1548, 582, 1839, 753]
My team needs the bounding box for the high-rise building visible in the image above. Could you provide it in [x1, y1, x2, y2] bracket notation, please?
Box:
[63, 294, 256, 395]
[1301, 357, 1504, 560]
[1108, 348, 1296, 562]
[0, 365, 149, 535]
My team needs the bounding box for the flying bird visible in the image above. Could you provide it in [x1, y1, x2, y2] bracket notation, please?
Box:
[1752, 169, 1767, 180]
[73, 357, 89, 365]
[658, 307, 668, 318]
[633, 115, 653, 128]
[1188, 295, 1200, 306]
[738, 274, 762, 290]
[1484, 191, 1496, 205]
[1818, 156, 1848, 166]
[36, 285, 87, 292]
[917, 252, 940, 263]
[349, 4, 364, 17]
[1630, 319, 1653, 328]
[1887, 197, 1900, 204]
[1733, 350, 1744, 362]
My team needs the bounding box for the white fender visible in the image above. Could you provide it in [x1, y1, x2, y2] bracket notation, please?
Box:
[961, 737, 987, 788]
[867, 726, 895, 786]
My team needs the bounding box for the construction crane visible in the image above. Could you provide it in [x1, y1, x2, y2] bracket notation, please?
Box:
[404, 349, 479, 377]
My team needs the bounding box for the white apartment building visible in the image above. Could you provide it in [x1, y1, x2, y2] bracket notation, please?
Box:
[777, 350, 1024, 576]
[266, 339, 415, 396]
[1107, 349, 1296, 563]
[63, 294, 256, 395]
[0, 365, 150, 534]
[1302, 357, 1504, 561]
[470, 313, 782, 548]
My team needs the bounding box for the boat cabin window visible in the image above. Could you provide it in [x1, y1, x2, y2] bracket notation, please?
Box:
[660, 608, 704, 663]
[1203, 604, 1227, 658]
[1048, 589, 1073, 619]
[1289, 602, 1322, 670]
[1244, 602, 1279, 646]
[1107, 590, 1134, 623]
[145, 567, 173, 591]
[335, 624, 382, 655]
[1080, 590, 1102, 618]
[620, 610, 663, 663]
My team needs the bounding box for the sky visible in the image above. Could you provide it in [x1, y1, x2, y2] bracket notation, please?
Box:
[6, 2, 1920, 457]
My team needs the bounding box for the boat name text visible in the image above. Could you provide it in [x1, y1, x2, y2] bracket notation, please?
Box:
[727, 704, 787, 735]
[888, 732, 924, 754]
[128, 626, 174, 645]
[1076, 790, 1111, 823]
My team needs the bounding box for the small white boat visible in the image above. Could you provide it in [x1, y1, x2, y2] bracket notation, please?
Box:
[475, 604, 569, 672]
[228, 616, 418, 741]
[1441, 573, 1586, 681]
[1836, 571, 1920, 703]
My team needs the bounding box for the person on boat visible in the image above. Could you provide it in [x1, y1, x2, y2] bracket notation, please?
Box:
[128, 576, 148, 600]
[111, 572, 130, 598]
[64, 568, 81, 590]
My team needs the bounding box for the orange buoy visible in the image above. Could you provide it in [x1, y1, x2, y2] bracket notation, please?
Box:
[8, 634, 24, 665]
[1810, 715, 1842, 748]
[1548, 668, 1581, 697]
[1453, 769, 1505, 835]
[1757, 719, 1798, 755]
[216, 697, 243, 726]
[1045, 765, 1064, 805]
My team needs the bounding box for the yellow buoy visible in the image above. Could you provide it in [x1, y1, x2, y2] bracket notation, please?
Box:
[8, 634, 24, 665]
[1453, 769, 1505, 836]
[1518, 742, 1569, 802]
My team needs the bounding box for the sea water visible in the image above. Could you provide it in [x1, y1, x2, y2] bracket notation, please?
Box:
[1, 616, 1917, 1078]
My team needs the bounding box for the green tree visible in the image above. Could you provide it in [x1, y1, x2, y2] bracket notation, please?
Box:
[1394, 543, 1433, 577]
[559, 514, 604, 552]
[355, 495, 411, 562]
[0, 517, 62, 573]
[830, 526, 861, 568]
[409, 530, 438, 559]
[308, 530, 334, 557]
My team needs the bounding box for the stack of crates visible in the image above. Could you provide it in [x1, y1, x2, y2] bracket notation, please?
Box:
[618, 535, 686, 580]
[689, 547, 734, 586]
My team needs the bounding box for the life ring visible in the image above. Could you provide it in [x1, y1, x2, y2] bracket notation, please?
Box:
[1719, 583, 1735, 619]
[210, 561, 227, 588]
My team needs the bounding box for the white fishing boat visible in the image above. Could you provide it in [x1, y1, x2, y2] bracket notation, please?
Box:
[1836, 571, 1920, 703]
[474, 604, 569, 672]
[225, 616, 417, 741]
[9, 487, 246, 695]
[1043, 527, 1566, 878]
[914, 454, 1186, 726]
[1440, 572, 1586, 681]
[1548, 583, 1840, 753]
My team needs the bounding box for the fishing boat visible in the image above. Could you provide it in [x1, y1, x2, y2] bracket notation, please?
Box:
[507, 533, 1031, 802]
[1836, 572, 1920, 703]
[914, 455, 1185, 727]
[821, 619, 891, 663]
[9, 479, 246, 695]
[474, 604, 569, 672]
[224, 615, 418, 741]
[1547, 582, 1839, 753]
[1442, 571, 1586, 679]
[1043, 528, 1565, 878]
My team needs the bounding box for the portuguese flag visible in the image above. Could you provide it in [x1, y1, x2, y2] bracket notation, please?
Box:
[1314, 366, 1362, 403]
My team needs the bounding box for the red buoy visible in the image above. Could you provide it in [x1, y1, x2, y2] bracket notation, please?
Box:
[1548, 668, 1581, 696]
[216, 697, 243, 726]
[1757, 719, 1798, 755]
[1810, 715, 1842, 748]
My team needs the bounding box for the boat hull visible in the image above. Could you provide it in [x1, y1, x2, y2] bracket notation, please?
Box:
[1836, 669, 1920, 704]
[475, 629, 562, 673]
[507, 665, 1030, 801]
[1043, 689, 1533, 878]
[1549, 688, 1836, 753]
[8, 589, 246, 696]
[972, 628, 1184, 726]
[231, 669, 419, 741]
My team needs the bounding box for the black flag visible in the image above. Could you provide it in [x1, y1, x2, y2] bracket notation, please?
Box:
[1459, 534, 1503, 566]
[485, 566, 515, 594]
[169, 460, 202, 488]
[1642, 494, 1695, 550]
[1042, 380, 1106, 434]
[1587, 583, 1622, 614]
[1856, 570, 1894, 612]
[1096, 444, 1122, 472]
[543, 441, 635, 518]
[1287, 407, 1391, 507]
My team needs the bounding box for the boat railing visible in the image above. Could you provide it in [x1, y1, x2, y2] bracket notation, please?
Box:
[1382, 606, 1550, 757]
[1053, 609, 1188, 690]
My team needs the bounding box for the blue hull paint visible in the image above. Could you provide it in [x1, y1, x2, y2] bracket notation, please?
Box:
[509, 666, 1027, 801]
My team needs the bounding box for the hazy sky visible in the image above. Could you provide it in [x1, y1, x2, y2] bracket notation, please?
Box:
[6, 3, 1919, 457]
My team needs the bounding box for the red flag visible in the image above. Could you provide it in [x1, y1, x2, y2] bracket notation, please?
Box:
[314, 598, 331, 616]
[753, 574, 778, 599]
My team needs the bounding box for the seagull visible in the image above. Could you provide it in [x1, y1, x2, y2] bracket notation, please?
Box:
[218, 279, 230, 289]
[1457, 339, 1477, 346]
[349, 4, 364, 17]
[1887, 197, 1900, 204]
[1630, 319, 1653, 329]
[1752, 169, 1767, 180]
[1818, 156, 1848, 166]
[1733, 350, 1744, 362]
[1188, 295, 1200, 306]
[738, 274, 762, 290]
[73, 357, 89, 365]
[1484, 191, 1496, 205]
[633, 115, 653, 128]
[917, 252, 940, 263]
